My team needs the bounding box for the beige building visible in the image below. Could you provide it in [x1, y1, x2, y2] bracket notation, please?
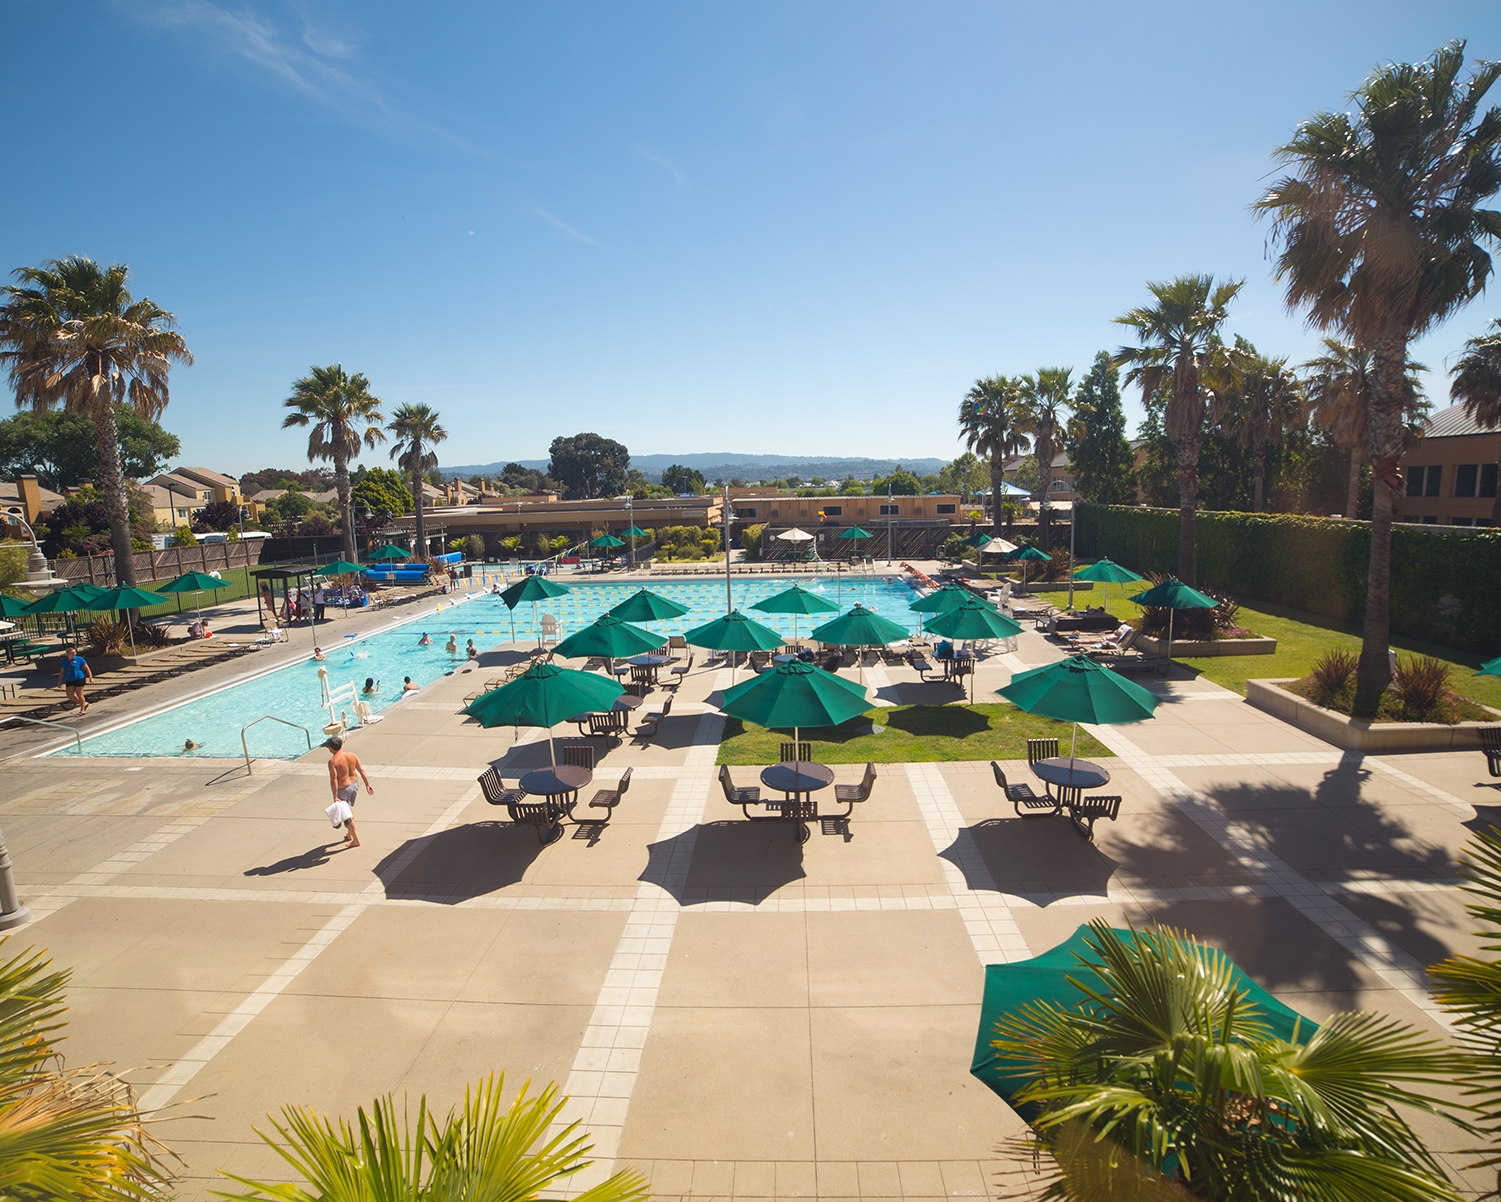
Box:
[1397, 404, 1500, 526]
[1, 475, 64, 526]
[395, 494, 724, 549]
[728, 493, 964, 525]
[147, 467, 261, 526]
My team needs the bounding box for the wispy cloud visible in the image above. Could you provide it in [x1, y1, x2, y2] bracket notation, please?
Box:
[635, 145, 687, 186]
[535, 208, 605, 247]
[131, 1, 499, 160]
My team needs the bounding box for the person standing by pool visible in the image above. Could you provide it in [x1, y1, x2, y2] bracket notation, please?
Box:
[313, 585, 327, 622]
[324, 735, 372, 848]
[444, 634, 458, 654]
[57, 646, 93, 714]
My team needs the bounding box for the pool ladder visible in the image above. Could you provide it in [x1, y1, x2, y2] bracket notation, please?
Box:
[240, 715, 313, 775]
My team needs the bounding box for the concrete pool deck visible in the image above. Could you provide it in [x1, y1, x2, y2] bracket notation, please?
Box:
[0, 570, 1494, 1198]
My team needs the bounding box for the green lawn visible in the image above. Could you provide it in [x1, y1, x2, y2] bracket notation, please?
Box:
[1028, 587, 1501, 710]
[716, 703, 1111, 765]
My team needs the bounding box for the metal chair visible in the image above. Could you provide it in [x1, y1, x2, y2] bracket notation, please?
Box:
[668, 653, 694, 688]
[608, 660, 631, 682]
[1482, 726, 1501, 778]
[585, 767, 632, 818]
[779, 740, 813, 763]
[629, 664, 655, 690]
[636, 695, 673, 739]
[719, 765, 761, 813]
[1067, 794, 1121, 840]
[478, 767, 525, 808]
[992, 761, 1059, 817]
[561, 742, 595, 770]
[587, 712, 624, 746]
[1026, 738, 1059, 766]
[832, 762, 877, 814]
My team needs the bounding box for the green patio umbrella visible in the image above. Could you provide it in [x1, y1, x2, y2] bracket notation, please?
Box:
[909, 583, 995, 615]
[684, 610, 784, 684]
[500, 574, 572, 647]
[924, 597, 1024, 702]
[315, 559, 364, 576]
[621, 526, 650, 539]
[65, 583, 108, 603]
[998, 652, 1158, 768]
[960, 531, 994, 548]
[551, 613, 665, 666]
[1014, 544, 1052, 589]
[368, 544, 412, 560]
[82, 584, 166, 656]
[1071, 557, 1142, 611]
[719, 658, 871, 775]
[609, 588, 690, 623]
[810, 604, 911, 686]
[157, 569, 232, 622]
[21, 585, 98, 614]
[588, 533, 626, 548]
[1477, 656, 1501, 678]
[840, 526, 873, 540]
[1127, 577, 1219, 661]
[970, 923, 1315, 1120]
[465, 661, 624, 768]
[0, 594, 34, 618]
[751, 583, 839, 644]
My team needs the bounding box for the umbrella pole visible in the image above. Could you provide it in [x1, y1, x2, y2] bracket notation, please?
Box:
[1167, 610, 1173, 664]
[549, 731, 557, 769]
[1069, 721, 1077, 771]
[127, 610, 137, 657]
[794, 726, 800, 772]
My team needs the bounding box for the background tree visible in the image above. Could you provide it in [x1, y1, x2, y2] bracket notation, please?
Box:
[869, 466, 922, 496]
[1018, 367, 1073, 548]
[661, 463, 706, 494]
[936, 451, 992, 500]
[1255, 40, 1501, 716]
[191, 499, 245, 532]
[238, 466, 331, 494]
[348, 466, 413, 523]
[1066, 351, 1137, 505]
[547, 432, 630, 499]
[0, 256, 192, 586]
[265, 489, 315, 525]
[1224, 343, 1305, 512]
[1113, 274, 1243, 585]
[387, 402, 447, 561]
[1451, 319, 1501, 525]
[958, 375, 1029, 536]
[281, 364, 385, 561]
[0, 406, 179, 491]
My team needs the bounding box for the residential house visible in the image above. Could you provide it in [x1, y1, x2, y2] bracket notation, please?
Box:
[0, 475, 64, 526]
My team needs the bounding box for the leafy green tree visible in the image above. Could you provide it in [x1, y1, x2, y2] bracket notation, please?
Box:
[661, 463, 705, 494]
[1018, 367, 1073, 548]
[501, 462, 550, 492]
[1255, 40, 1501, 716]
[168, 524, 197, 547]
[0, 257, 192, 585]
[266, 489, 315, 524]
[993, 920, 1467, 1202]
[1113, 274, 1243, 585]
[281, 364, 385, 561]
[870, 467, 921, 496]
[238, 467, 330, 494]
[349, 466, 412, 521]
[1066, 352, 1136, 505]
[216, 1075, 647, 1202]
[191, 500, 244, 532]
[958, 376, 1029, 536]
[0, 406, 179, 491]
[1451, 319, 1501, 525]
[547, 433, 629, 499]
[387, 402, 447, 561]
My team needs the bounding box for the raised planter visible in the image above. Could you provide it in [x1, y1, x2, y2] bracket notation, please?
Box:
[1138, 635, 1277, 657]
[1247, 678, 1500, 752]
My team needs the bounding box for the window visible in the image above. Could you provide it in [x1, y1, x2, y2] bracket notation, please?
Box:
[1456, 464, 1480, 497]
[1478, 518, 1495, 526]
[879, 504, 899, 515]
[822, 505, 842, 516]
[1425, 465, 1442, 497]
[1422, 515, 1439, 524]
[1453, 516, 1474, 526]
[936, 503, 956, 514]
[734, 507, 757, 519]
[1483, 464, 1498, 498]
[1406, 466, 1425, 497]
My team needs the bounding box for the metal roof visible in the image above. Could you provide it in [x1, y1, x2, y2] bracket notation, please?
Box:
[1424, 403, 1497, 439]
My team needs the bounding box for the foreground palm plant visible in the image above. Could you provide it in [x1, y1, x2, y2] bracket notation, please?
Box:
[0, 258, 192, 586]
[215, 1074, 649, 1202]
[282, 364, 386, 562]
[387, 402, 448, 562]
[1255, 41, 1501, 717]
[0, 938, 169, 1200]
[994, 921, 1467, 1202]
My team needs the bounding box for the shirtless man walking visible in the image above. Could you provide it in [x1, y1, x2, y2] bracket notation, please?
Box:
[324, 735, 373, 847]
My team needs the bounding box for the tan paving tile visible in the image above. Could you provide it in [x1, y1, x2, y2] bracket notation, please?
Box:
[805, 912, 980, 1007]
[661, 913, 810, 1008]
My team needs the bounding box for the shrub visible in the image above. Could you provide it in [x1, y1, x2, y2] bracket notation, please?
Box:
[1133, 573, 1240, 641]
[134, 621, 173, 649]
[741, 523, 764, 558]
[168, 525, 197, 548]
[86, 619, 129, 655]
[1308, 649, 1357, 704]
[1391, 656, 1452, 723]
[463, 534, 486, 561]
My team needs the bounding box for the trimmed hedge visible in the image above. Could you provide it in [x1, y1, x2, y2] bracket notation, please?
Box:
[1077, 503, 1501, 654]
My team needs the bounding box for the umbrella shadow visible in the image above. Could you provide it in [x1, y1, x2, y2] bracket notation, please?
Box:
[878, 679, 967, 706]
[374, 819, 547, 903]
[948, 818, 1118, 902]
[885, 705, 989, 738]
[486, 737, 608, 774]
[1466, 804, 1501, 833]
[641, 820, 806, 906]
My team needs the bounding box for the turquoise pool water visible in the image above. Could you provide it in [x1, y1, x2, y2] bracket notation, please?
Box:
[53, 575, 920, 760]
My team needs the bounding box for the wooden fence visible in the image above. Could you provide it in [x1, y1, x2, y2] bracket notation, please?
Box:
[51, 540, 267, 585]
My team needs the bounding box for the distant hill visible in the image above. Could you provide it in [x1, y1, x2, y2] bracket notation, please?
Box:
[441, 453, 947, 483]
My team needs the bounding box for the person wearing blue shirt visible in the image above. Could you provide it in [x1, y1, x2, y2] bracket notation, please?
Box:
[57, 647, 93, 714]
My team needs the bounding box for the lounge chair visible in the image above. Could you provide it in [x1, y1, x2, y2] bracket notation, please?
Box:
[991, 761, 1059, 817]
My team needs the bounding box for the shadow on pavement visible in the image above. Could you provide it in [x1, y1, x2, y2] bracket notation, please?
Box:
[244, 842, 342, 875]
[641, 820, 805, 904]
[951, 818, 1118, 901]
[374, 819, 546, 902]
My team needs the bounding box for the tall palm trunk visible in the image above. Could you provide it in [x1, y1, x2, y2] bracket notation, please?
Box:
[89, 392, 138, 587]
[1175, 437, 1199, 585]
[1352, 336, 1408, 717]
[1036, 452, 1053, 549]
[1345, 449, 1362, 519]
[333, 419, 355, 562]
[410, 444, 428, 561]
[1252, 441, 1267, 512]
[990, 458, 1005, 536]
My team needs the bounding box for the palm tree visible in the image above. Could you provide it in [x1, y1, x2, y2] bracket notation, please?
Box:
[0, 257, 191, 586]
[1113, 275, 1243, 585]
[958, 375, 1030, 537]
[1451, 319, 1501, 526]
[1018, 368, 1073, 549]
[281, 365, 385, 562]
[1304, 340, 1427, 520]
[1254, 41, 1501, 717]
[215, 1075, 648, 1202]
[387, 403, 448, 562]
[993, 920, 1468, 1202]
[1224, 347, 1304, 512]
[0, 938, 170, 1199]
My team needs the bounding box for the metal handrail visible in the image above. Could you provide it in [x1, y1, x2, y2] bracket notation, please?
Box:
[240, 715, 313, 775]
[0, 715, 83, 755]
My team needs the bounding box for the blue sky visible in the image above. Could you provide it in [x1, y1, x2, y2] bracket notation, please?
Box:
[3, 2, 1499, 476]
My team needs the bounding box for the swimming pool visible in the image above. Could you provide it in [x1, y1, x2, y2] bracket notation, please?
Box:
[52, 575, 921, 760]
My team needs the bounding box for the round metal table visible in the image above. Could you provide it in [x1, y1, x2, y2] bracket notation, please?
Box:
[520, 765, 592, 801]
[1030, 757, 1110, 806]
[760, 762, 835, 800]
[613, 694, 644, 711]
[626, 653, 671, 684]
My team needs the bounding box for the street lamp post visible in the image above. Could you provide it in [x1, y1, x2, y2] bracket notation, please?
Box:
[886, 490, 894, 567]
[4, 507, 62, 594]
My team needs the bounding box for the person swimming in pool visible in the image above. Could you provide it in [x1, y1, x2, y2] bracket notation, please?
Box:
[444, 635, 458, 654]
[419, 632, 432, 646]
[362, 677, 380, 696]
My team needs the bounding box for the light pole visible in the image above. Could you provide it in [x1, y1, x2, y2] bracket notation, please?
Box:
[885, 489, 894, 567]
[4, 507, 62, 594]
[615, 494, 635, 567]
